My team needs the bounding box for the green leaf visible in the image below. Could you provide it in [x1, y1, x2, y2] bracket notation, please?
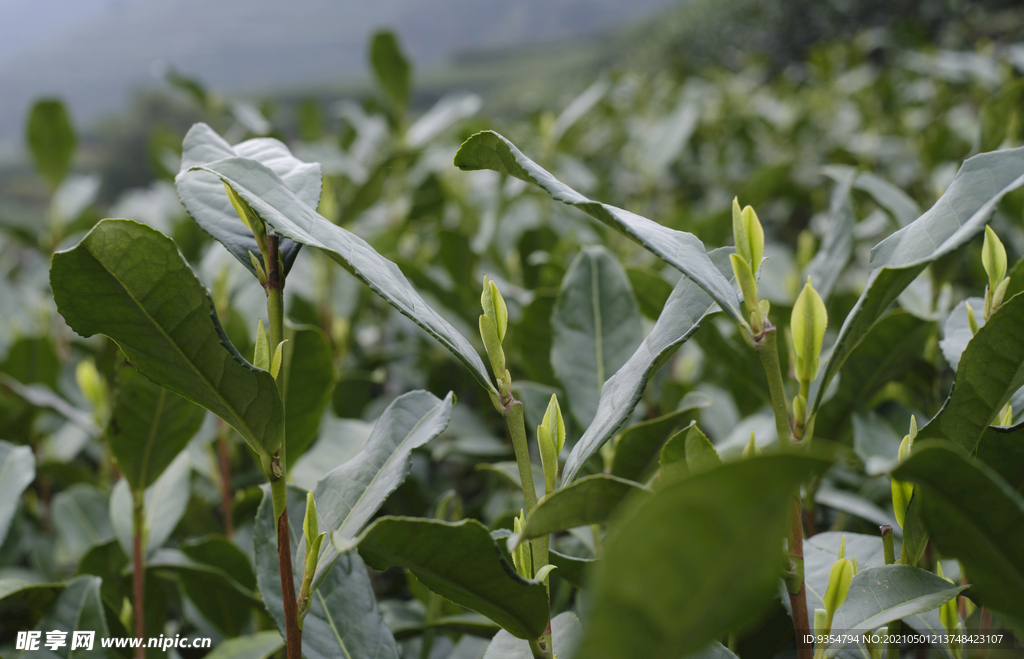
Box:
[562, 248, 732, 484]
[917, 292, 1024, 453]
[205, 631, 284, 659]
[0, 440, 35, 546]
[812, 147, 1024, 415]
[352, 516, 549, 639]
[939, 297, 986, 370]
[282, 325, 336, 465]
[0, 577, 63, 631]
[370, 31, 411, 113]
[817, 313, 932, 441]
[107, 365, 204, 491]
[26, 98, 76, 190]
[32, 575, 114, 658]
[454, 131, 744, 324]
[659, 422, 722, 481]
[50, 219, 284, 462]
[824, 565, 965, 656]
[893, 443, 1024, 618]
[980, 79, 1024, 153]
[805, 168, 855, 300]
[852, 170, 921, 228]
[610, 393, 711, 482]
[577, 453, 831, 659]
[549, 548, 594, 589]
[514, 475, 650, 546]
[110, 454, 191, 558]
[551, 245, 643, 428]
[175, 123, 319, 277]
[977, 422, 1024, 493]
[311, 390, 453, 587]
[52, 484, 114, 569]
[189, 157, 497, 396]
[625, 265, 674, 319]
[481, 611, 582, 659]
[254, 485, 399, 659]
[148, 546, 261, 636]
[814, 485, 899, 530]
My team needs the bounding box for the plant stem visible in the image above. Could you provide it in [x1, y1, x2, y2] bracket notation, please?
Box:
[882, 525, 900, 659]
[757, 326, 793, 449]
[217, 421, 234, 539]
[528, 636, 552, 659]
[788, 496, 812, 659]
[503, 400, 551, 654]
[132, 489, 146, 659]
[266, 233, 301, 659]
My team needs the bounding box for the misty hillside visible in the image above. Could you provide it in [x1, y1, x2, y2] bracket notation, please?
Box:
[0, 0, 681, 145]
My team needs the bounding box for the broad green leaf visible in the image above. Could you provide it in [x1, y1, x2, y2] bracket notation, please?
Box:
[32, 575, 113, 658]
[351, 517, 549, 639]
[254, 485, 399, 659]
[939, 297, 986, 370]
[0, 440, 35, 546]
[980, 79, 1024, 153]
[513, 474, 650, 546]
[551, 246, 643, 428]
[50, 219, 284, 462]
[0, 577, 63, 630]
[282, 325, 336, 465]
[562, 249, 732, 484]
[853, 412, 903, 476]
[370, 31, 411, 113]
[108, 365, 204, 491]
[52, 484, 114, 569]
[814, 485, 898, 530]
[610, 393, 711, 482]
[148, 546, 260, 636]
[311, 390, 453, 587]
[625, 265, 674, 319]
[893, 443, 1024, 618]
[824, 565, 965, 656]
[481, 611, 582, 659]
[26, 98, 76, 190]
[977, 422, 1024, 493]
[110, 454, 191, 558]
[454, 131, 743, 324]
[205, 631, 284, 659]
[812, 146, 1024, 414]
[659, 421, 722, 481]
[917, 292, 1024, 453]
[577, 453, 831, 659]
[75, 539, 129, 615]
[188, 157, 497, 396]
[816, 312, 932, 441]
[806, 168, 855, 300]
[175, 123, 319, 276]
[852, 171, 921, 228]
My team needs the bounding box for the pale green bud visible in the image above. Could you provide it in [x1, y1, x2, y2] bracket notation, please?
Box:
[249, 251, 268, 287]
[792, 278, 827, 383]
[998, 402, 1013, 426]
[480, 276, 508, 343]
[731, 198, 764, 273]
[76, 359, 106, 414]
[796, 230, 816, 270]
[254, 319, 270, 370]
[992, 276, 1010, 313]
[936, 564, 960, 633]
[851, 556, 859, 575]
[224, 181, 267, 251]
[538, 394, 565, 493]
[512, 511, 531, 579]
[823, 558, 853, 616]
[966, 301, 980, 335]
[742, 432, 761, 458]
[730, 253, 760, 324]
[982, 225, 1007, 294]
[303, 491, 319, 547]
[793, 394, 807, 426]
[479, 314, 505, 380]
[837, 534, 847, 560]
[271, 340, 287, 379]
[304, 533, 325, 580]
[813, 608, 829, 635]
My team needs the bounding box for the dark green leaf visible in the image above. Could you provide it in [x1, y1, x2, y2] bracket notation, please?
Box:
[549, 548, 594, 589]
[977, 422, 1024, 493]
[32, 575, 113, 658]
[515, 475, 650, 545]
[939, 297, 985, 370]
[610, 393, 711, 482]
[312, 390, 453, 586]
[26, 99, 76, 190]
[52, 484, 114, 568]
[282, 325, 335, 465]
[50, 219, 284, 462]
[454, 131, 743, 324]
[812, 147, 1024, 415]
[577, 453, 831, 659]
[175, 123, 319, 276]
[853, 171, 921, 228]
[254, 486, 399, 659]
[0, 440, 35, 546]
[893, 443, 1024, 618]
[552, 246, 643, 428]
[917, 292, 1024, 453]
[625, 265, 674, 319]
[0, 577, 63, 630]
[814, 485, 899, 530]
[205, 631, 284, 659]
[108, 365, 203, 491]
[852, 412, 902, 476]
[563, 249, 732, 484]
[482, 611, 582, 659]
[189, 158, 497, 396]
[353, 517, 549, 639]
[659, 421, 721, 481]
[980, 79, 1024, 153]
[806, 168, 855, 300]
[370, 31, 411, 113]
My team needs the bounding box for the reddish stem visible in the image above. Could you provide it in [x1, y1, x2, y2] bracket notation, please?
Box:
[789, 496, 812, 659]
[132, 491, 146, 659]
[277, 509, 302, 659]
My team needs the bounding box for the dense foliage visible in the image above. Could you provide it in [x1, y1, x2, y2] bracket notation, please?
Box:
[2, 17, 1024, 659]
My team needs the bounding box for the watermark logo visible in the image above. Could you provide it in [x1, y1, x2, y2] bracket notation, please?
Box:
[16, 631, 95, 651]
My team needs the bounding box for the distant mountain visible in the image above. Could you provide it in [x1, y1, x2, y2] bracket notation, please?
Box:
[0, 0, 680, 145]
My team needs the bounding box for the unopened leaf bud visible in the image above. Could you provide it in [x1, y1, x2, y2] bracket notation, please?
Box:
[480, 276, 508, 342]
[730, 253, 760, 325]
[224, 181, 267, 251]
[742, 432, 761, 458]
[731, 198, 764, 272]
[823, 558, 853, 616]
[249, 251, 268, 287]
[792, 278, 827, 383]
[992, 277, 1010, 313]
[814, 608, 829, 635]
[538, 394, 565, 493]
[304, 491, 319, 547]
[982, 225, 1007, 293]
[837, 534, 847, 560]
[998, 402, 1013, 426]
[479, 314, 505, 379]
[271, 340, 287, 379]
[254, 319, 270, 370]
[76, 359, 106, 415]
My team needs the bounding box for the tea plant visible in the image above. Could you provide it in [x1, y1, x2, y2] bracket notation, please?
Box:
[2, 24, 1024, 659]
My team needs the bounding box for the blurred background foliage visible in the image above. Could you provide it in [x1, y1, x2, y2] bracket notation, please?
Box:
[2, 0, 1024, 656]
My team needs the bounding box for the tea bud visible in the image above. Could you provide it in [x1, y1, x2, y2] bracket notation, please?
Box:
[303, 491, 319, 547]
[982, 225, 1007, 294]
[730, 253, 761, 327]
[76, 359, 106, 416]
[813, 608, 829, 635]
[480, 276, 507, 342]
[538, 394, 565, 493]
[823, 558, 853, 616]
[224, 181, 267, 252]
[479, 314, 505, 379]
[742, 432, 761, 458]
[792, 278, 827, 384]
[254, 319, 270, 371]
[731, 197, 764, 272]
[966, 301, 979, 335]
